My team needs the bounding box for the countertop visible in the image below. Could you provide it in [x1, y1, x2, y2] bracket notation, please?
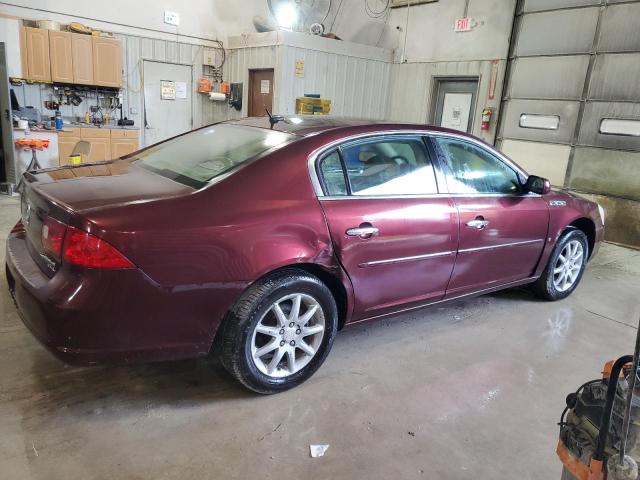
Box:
[13, 124, 140, 133]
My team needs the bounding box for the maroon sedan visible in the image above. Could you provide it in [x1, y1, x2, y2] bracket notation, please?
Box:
[6, 117, 604, 393]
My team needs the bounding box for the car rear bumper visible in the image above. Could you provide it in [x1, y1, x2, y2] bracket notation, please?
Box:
[6, 231, 246, 365]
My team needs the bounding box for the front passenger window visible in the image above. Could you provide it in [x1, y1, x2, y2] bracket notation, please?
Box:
[433, 137, 521, 194]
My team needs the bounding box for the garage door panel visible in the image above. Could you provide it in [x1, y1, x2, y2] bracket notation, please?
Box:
[569, 147, 640, 200]
[501, 139, 570, 186]
[589, 54, 640, 101]
[599, 4, 640, 52]
[578, 101, 640, 151]
[509, 56, 589, 100]
[522, 0, 599, 12]
[516, 9, 599, 56]
[501, 99, 580, 144]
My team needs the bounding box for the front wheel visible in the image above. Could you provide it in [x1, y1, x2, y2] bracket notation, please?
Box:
[532, 229, 588, 301]
[219, 269, 337, 394]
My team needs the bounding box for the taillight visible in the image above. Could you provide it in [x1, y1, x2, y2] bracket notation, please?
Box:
[42, 216, 67, 261]
[63, 226, 134, 269]
[11, 220, 26, 234]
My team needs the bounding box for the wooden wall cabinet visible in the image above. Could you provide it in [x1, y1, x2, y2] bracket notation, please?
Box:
[23, 26, 51, 82]
[71, 33, 94, 85]
[49, 31, 73, 83]
[92, 37, 122, 88]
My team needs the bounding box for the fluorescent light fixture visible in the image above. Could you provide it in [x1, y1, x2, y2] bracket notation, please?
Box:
[519, 114, 560, 130]
[599, 118, 640, 137]
[276, 3, 298, 30]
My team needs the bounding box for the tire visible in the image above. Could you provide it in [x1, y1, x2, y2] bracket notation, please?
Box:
[532, 229, 589, 301]
[219, 268, 338, 394]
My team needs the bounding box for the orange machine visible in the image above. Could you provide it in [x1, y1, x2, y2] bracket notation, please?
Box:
[557, 325, 639, 480]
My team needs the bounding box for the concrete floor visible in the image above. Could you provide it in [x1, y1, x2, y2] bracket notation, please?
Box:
[0, 194, 638, 480]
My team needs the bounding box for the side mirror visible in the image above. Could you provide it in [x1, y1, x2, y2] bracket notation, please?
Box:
[525, 175, 551, 195]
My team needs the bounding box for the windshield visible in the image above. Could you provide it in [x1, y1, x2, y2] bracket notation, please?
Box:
[135, 124, 295, 188]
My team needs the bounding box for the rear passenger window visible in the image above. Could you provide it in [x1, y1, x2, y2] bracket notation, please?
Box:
[318, 151, 348, 196]
[340, 137, 438, 196]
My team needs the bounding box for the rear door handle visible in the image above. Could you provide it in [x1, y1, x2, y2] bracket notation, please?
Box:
[346, 225, 379, 238]
[465, 218, 489, 229]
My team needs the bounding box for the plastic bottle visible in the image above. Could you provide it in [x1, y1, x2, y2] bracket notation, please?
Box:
[54, 111, 63, 130]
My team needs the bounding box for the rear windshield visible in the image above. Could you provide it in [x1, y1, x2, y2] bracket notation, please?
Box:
[135, 124, 295, 188]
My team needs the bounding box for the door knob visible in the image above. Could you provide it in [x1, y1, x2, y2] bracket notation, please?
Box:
[465, 216, 489, 229]
[346, 223, 379, 238]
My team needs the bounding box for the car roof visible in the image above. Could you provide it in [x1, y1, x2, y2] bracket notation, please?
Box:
[224, 115, 473, 139]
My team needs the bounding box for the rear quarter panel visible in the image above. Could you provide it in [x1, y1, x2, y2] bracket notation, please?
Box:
[78, 138, 354, 339]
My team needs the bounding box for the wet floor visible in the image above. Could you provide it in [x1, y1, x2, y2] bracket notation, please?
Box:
[0, 195, 638, 479]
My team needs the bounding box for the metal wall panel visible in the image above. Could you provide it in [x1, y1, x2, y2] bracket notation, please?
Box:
[276, 45, 390, 119]
[386, 59, 506, 142]
[589, 53, 640, 101]
[522, 0, 599, 12]
[508, 55, 589, 100]
[599, 3, 640, 52]
[578, 101, 640, 151]
[222, 45, 278, 119]
[500, 139, 571, 186]
[569, 146, 640, 200]
[501, 99, 580, 144]
[516, 8, 599, 56]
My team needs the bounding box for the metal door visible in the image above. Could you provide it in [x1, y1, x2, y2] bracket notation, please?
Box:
[0, 43, 16, 185]
[428, 134, 549, 297]
[316, 135, 459, 321]
[433, 79, 479, 133]
[143, 61, 193, 147]
[248, 69, 274, 117]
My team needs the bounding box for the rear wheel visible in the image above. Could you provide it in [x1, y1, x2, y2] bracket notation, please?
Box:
[532, 229, 588, 301]
[219, 269, 337, 394]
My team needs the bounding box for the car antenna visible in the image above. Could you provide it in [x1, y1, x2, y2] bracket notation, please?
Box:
[265, 108, 285, 129]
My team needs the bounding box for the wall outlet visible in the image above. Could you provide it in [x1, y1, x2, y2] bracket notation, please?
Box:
[129, 106, 138, 115]
[164, 11, 180, 26]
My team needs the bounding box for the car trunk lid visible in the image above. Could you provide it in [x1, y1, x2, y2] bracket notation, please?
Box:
[19, 160, 194, 276]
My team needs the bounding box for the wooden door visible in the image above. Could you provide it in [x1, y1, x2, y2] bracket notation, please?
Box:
[81, 128, 111, 162]
[49, 31, 73, 83]
[92, 37, 122, 87]
[24, 27, 51, 82]
[110, 138, 138, 159]
[58, 137, 80, 165]
[71, 33, 94, 85]
[248, 69, 274, 117]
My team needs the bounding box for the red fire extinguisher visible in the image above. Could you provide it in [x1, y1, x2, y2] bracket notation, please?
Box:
[481, 107, 493, 131]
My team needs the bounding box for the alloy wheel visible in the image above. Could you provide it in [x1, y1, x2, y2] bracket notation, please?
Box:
[251, 293, 325, 378]
[553, 240, 584, 293]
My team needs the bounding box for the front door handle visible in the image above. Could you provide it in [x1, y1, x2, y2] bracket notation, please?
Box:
[465, 217, 489, 229]
[346, 225, 379, 238]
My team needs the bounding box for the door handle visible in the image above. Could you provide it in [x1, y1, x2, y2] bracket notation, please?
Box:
[346, 225, 379, 238]
[465, 217, 489, 229]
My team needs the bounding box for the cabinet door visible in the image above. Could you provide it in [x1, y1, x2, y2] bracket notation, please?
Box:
[49, 31, 73, 83]
[92, 37, 122, 87]
[58, 136, 80, 165]
[25, 27, 51, 82]
[71, 33, 94, 85]
[20, 27, 28, 79]
[110, 138, 138, 159]
[86, 138, 110, 162]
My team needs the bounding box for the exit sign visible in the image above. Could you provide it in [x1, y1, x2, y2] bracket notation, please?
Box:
[454, 17, 472, 32]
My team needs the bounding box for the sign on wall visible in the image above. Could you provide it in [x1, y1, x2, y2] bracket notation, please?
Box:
[295, 59, 305, 77]
[160, 80, 176, 100]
